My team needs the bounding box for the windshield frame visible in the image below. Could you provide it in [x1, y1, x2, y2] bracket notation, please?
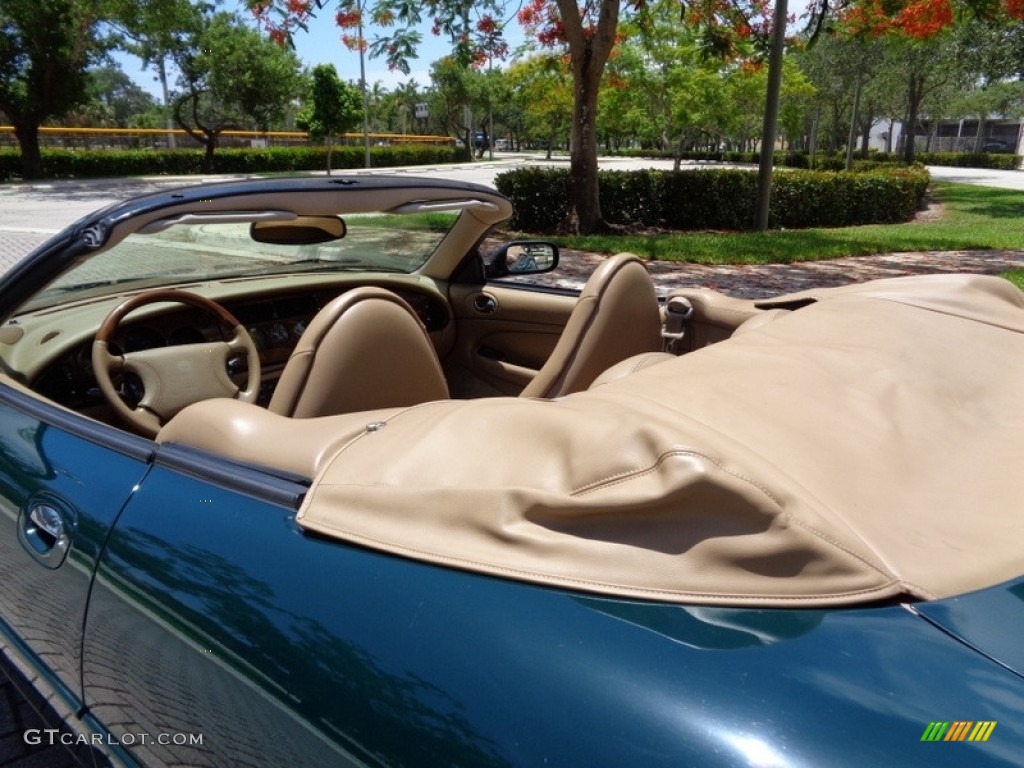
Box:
[16, 211, 460, 314]
[0, 175, 515, 321]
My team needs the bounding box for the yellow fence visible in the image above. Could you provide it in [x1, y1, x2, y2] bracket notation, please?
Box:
[0, 126, 455, 150]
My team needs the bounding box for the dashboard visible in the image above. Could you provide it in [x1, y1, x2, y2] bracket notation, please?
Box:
[31, 284, 451, 411]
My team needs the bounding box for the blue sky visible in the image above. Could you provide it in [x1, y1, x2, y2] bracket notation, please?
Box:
[116, 5, 528, 99]
[114, 3, 811, 101]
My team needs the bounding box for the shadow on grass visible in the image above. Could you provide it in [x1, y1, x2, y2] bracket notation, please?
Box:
[933, 182, 1024, 220]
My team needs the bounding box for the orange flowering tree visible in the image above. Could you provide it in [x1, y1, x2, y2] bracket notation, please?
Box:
[248, 0, 510, 71]
[247, 0, 783, 232]
[248, 0, 1021, 231]
[805, 0, 1024, 161]
[806, 0, 1024, 40]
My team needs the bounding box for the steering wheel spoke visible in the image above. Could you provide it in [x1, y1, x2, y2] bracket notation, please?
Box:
[92, 290, 261, 437]
[92, 340, 125, 375]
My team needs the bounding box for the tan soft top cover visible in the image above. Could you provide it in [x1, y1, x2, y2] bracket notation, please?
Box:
[294, 274, 1024, 606]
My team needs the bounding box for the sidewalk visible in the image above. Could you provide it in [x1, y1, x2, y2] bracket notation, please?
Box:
[548, 248, 1024, 298]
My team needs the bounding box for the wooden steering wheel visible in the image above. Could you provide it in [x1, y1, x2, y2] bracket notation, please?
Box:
[92, 289, 261, 436]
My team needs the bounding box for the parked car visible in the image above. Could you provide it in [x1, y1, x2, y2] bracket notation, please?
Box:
[2, 175, 1024, 768]
[983, 139, 1011, 152]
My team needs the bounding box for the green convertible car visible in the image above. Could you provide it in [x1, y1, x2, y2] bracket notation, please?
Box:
[1, 176, 1023, 767]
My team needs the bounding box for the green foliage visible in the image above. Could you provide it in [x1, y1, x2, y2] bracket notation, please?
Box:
[76, 65, 162, 127]
[108, 0, 208, 68]
[0, 0, 103, 177]
[491, 166, 572, 232]
[172, 11, 303, 170]
[505, 56, 572, 156]
[914, 151, 1021, 170]
[0, 144, 462, 181]
[544, 183, 1024, 264]
[609, 147, 1021, 171]
[495, 166, 930, 233]
[297, 64, 363, 143]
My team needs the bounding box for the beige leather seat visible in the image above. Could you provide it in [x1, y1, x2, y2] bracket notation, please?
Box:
[268, 286, 449, 418]
[587, 351, 676, 390]
[730, 308, 790, 338]
[519, 253, 663, 399]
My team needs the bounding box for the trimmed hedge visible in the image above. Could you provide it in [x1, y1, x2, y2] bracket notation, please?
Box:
[611, 147, 1022, 171]
[494, 166, 931, 232]
[0, 144, 467, 182]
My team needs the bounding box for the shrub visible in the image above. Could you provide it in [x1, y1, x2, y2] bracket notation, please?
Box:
[0, 144, 463, 181]
[606, 147, 1020, 171]
[495, 165, 930, 233]
[494, 166, 571, 231]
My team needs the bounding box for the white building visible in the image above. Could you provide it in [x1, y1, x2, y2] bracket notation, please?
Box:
[869, 117, 1024, 156]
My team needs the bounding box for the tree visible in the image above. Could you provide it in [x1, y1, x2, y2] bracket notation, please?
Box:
[386, 79, 425, 134]
[297, 63, 363, 173]
[65, 65, 161, 127]
[803, 1, 1024, 162]
[107, 0, 214, 147]
[507, 56, 572, 158]
[0, 0, 104, 178]
[947, 18, 1024, 150]
[426, 56, 478, 152]
[518, 0, 623, 232]
[173, 12, 303, 171]
[253, 0, 1024, 233]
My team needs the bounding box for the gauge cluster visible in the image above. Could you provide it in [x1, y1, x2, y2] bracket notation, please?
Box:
[31, 285, 450, 411]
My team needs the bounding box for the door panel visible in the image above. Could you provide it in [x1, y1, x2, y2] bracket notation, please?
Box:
[445, 283, 576, 397]
[0, 387, 152, 715]
[82, 453, 364, 767]
[81, 447, 539, 767]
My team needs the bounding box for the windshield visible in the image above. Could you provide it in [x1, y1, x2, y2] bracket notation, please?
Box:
[21, 213, 456, 313]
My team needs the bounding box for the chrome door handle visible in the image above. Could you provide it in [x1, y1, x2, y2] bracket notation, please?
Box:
[19, 500, 74, 568]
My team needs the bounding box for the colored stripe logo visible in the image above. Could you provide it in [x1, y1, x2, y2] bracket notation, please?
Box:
[921, 721, 997, 742]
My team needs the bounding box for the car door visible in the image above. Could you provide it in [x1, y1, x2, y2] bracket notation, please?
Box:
[444, 281, 576, 397]
[82, 440, 576, 768]
[79, 443, 371, 767]
[0, 384, 153, 719]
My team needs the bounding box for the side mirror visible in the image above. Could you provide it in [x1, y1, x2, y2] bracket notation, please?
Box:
[485, 241, 559, 279]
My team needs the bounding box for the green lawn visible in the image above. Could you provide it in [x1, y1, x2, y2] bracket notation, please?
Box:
[544, 182, 1024, 265]
[1004, 268, 1024, 289]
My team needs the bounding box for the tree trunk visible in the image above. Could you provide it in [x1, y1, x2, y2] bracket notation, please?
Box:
[557, 0, 619, 235]
[902, 73, 924, 164]
[13, 122, 44, 179]
[201, 133, 217, 173]
[566, 64, 604, 234]
[157, 58, 177, 150]
[974, 117, 987, 153]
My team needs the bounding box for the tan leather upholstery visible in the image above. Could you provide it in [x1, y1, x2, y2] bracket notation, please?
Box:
[729, 308, 790, 337]
[663, 288, 763, 349]
[518, 253, 662, 399]
[294, 274, 1024, 606]
[587, 351, 675, 389]
[158, 275, 1024, 607]
[268, 286, 449, 418]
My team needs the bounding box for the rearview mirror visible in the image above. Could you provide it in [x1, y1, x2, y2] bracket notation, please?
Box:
[250, 216, 346, 245]
[485, 241, 559, 279]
